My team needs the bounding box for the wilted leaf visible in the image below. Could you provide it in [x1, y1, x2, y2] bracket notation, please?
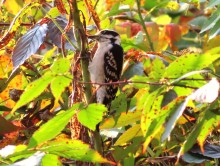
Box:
[28, 104, 79, 148]
[39, 139, 114, 164]
[12, 23, 48, 71]
[77, 104, 106, 131]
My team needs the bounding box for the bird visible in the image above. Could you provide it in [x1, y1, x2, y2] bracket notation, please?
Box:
[88, 30, 124, 108]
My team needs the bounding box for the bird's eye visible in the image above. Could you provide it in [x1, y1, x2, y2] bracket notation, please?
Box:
[101, 30, 107, 34]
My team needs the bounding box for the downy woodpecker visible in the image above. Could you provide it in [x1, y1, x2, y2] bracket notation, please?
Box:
[88, 30, 124, 107]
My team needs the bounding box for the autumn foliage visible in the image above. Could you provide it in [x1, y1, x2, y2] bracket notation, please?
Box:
[0, 0, 220, 165]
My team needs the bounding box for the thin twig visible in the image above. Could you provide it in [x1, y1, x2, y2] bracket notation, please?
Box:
[136, 0, 154, 51]
[0, 23, 33, 26]
[78, 80, 198, 89]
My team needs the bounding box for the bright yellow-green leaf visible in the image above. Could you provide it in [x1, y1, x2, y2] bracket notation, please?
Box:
[41, 154, 62, 166]
[3, 0, 23, 15]
[39, 139, 114, 164]
[78, 104, 107, 131]
[51, 75, 72, 102]
[178, 102, 220, 157]
[152, 14, 171, 25]
[164, 53, 220, 78]
[11, 73, 54, 113]
[28, 104, 79, 148]
[114, 124, 142, 146]
[100, 110, 142, 129]
[50, 58, 71, 74]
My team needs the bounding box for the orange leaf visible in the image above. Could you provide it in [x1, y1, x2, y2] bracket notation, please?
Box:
[85, 0, 101, 30]
[55, 0, 67, 15]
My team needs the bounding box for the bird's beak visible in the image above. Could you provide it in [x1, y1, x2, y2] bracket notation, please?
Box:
[87, 34, 100, 40]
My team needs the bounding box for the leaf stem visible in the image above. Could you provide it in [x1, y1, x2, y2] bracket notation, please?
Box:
[136, 0, 154, 51]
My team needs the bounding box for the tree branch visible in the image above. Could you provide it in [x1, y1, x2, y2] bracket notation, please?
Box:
[69, 1, 102, 163]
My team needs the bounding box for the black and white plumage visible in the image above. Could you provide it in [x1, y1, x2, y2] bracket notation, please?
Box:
[88, 30, 124, 107]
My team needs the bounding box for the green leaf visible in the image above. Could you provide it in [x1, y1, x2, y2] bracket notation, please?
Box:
[50, 75, 72, 102]
[209, 19, 220, 39]
[113, 137, 143, 161]
[47, 7, 60, 18]
[189, 16, 207, 28]
[206, 0, 220, 9]
[164, 53, 220, 78]
[149, 58, 166, 81]
[41, 154, 62, 166]
[77, 104, 107, 131]
[39, 139, 114, 164]
[50, 58, 71, 74]
[130, 75, 150, 89]
[200, 9, 220, 33]
[121, 62, 144, 80]
[28, 104, 79, 148]
[114, 124, 142, 146]
[7, 145, 33, 162]
[161, 97, 189, 142]
[142, 95, 185, 149]
[178, 102, 220, 156]
[110, 93, 127, 115]
[141, 87, 164, 136]
[11, 73, 54, 113]
[100, 110, 142, 129]
[135, 31, 144, 44]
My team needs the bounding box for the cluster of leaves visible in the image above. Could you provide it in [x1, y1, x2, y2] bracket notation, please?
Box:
[0, 0, 220, 165]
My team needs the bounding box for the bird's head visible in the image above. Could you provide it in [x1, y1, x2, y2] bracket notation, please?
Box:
[88, 30, 121, 45]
